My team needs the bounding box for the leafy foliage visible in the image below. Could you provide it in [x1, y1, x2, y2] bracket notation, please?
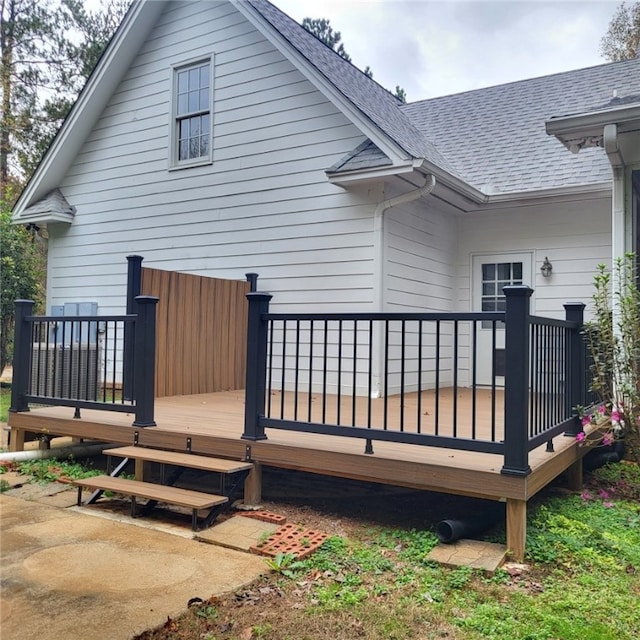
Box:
[0, 203, 44, 372]
[600, 1, 640, 61]
[584, 255, 640, 464]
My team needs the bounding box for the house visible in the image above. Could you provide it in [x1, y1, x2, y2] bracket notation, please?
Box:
[8, 0, 640, 560]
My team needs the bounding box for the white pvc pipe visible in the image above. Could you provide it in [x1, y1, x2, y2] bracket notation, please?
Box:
[0, 443, 117, 463]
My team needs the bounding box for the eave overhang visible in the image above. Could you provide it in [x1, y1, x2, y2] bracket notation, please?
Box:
[545, 103, 640, 154]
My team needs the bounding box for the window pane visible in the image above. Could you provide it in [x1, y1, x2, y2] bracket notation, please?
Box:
[201, 114, 210, 133]
[482, 299, 495, 312]
[200, 134, 209, 156]
[178, 71, 188, 93]
[177, 93, 188, 115]
[497, 263, 511, 280]
[496, 299, 506, 312]
[189, 68, 199, 91]
[179, 139, 189, 160]
[190, 138, 199, 158]
[199, 88, 209, 111]
[482, 263, 495, 280]
[190, 116, 200, 137]
[179, 119, 189, 140]
[512, 262, 523, 280]
[482, 283, 495, 296]
[497, 281, 510, 292]
[188, 91, 198, 113]
[199, 64, 209, 88]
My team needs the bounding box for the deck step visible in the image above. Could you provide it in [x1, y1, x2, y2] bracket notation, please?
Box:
[74, 475, 228, 510]
[107, 446, 253, 474]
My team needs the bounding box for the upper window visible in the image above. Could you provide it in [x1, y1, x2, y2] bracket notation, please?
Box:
[172, 59, 212, 166]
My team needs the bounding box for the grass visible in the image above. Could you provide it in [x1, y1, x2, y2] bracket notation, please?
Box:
[1, 457, 102, 483]
[0, 385, 10, 423]
[134, 462, 640, 640]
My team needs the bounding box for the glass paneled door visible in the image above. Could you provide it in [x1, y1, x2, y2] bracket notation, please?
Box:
[472, 253, 533, 386]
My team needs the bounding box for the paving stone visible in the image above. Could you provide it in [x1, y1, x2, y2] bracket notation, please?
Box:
[3, 481, 71, 501]
[235, 510, 287, 525]
[0, 471, 27, 488]
[195, 516, 279, 552]
[251, 523, 328, 560]
[427, 539, 507, 572]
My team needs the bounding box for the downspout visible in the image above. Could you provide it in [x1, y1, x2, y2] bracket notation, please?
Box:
[604, 124, 628, 262]
[371, 173, 437, 396]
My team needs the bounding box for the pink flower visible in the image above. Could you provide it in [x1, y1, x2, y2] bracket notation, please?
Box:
[576, 432, 586, 442]
[581, 491, 592, 501]
[598, 405, 606, 415]
[598, 489, 611, 499]
[601, 433, 613, 446]
[603, 501, 615, 508]
[610, 410, 621, 424]
[581, 415, 592, 427]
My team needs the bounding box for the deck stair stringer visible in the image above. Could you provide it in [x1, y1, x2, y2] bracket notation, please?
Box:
[74, 445, 253, 531]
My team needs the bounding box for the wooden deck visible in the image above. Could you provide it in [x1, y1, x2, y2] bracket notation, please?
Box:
[8, 388, 586, 560]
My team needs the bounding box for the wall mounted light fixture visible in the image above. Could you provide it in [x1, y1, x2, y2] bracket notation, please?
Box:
[540, 256, 553, 278]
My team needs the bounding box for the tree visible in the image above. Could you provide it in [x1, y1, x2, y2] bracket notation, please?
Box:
[0, 0, 127, 374]
[0, 0, 128, 200]
[302, 16, 407, 102]
[600, 1, 640, 61]
[1, 197, 44, 374]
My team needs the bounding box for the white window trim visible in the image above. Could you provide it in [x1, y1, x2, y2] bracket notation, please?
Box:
[169, 54, 214, 170]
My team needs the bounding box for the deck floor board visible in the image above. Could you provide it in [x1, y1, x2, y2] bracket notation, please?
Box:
[8, 388, 583, 502]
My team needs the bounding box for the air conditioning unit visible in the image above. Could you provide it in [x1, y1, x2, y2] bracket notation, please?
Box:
[31, 343, 100, 401]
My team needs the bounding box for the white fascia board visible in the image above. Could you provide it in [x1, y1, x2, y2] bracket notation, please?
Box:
[12, 0, 167, 220]
[234, 2, 411, 166]
[326, 162, 416, 185]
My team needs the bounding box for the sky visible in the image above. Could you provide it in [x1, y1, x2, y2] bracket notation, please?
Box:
[274, 0, 623, 102]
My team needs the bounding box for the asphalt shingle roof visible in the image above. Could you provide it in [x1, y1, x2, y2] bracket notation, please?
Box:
[252, 1, 640, 194]
[401, 58, 640, 194]
[247, 0, 461, 176]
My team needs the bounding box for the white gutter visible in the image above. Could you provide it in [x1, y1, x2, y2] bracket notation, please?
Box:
[371, 174, 437, 396]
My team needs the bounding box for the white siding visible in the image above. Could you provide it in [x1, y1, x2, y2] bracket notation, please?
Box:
[48, 0, 377, 315]
[456, 196, 611, 320]
[379, 189, 459, 393]
[383, 190, 457, 312]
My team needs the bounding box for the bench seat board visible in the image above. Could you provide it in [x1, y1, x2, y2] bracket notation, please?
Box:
[106, 446, 253, 474]
[74, 475, 228, 509]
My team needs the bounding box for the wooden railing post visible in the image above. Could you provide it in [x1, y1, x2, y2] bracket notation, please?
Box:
[123, 255, 143, 401]
[563, 301, 586, 437]
[9, 299, 34, 413]
[242, 291, 272, 441]
[501, 285, 533, 476]
[132, 295, 158, 427]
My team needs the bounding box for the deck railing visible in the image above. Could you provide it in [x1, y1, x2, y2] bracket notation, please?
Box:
[243, 286, 590, 476]
[9, 296, 158, 427]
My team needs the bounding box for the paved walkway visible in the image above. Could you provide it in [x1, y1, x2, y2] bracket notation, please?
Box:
[0, 493, 266, 640]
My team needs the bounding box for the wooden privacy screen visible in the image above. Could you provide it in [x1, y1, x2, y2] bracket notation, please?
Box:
[141, 268, 250, 397]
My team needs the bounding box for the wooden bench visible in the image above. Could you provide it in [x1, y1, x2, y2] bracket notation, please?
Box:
[106, 446, 253, 474]
[74, 475, 228, 531]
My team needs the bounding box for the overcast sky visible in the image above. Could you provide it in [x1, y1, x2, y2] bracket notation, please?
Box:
[274, 0, 622, 102]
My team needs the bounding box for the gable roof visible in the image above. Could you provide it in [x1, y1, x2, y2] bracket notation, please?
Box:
[401, 58, 640, 195]
[243, 0, 461, 177]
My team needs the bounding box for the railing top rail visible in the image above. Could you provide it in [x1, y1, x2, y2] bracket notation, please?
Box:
[264, 311, 505, 322]
[529, 315, 578, 329]
[26, 314, 138, 323]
